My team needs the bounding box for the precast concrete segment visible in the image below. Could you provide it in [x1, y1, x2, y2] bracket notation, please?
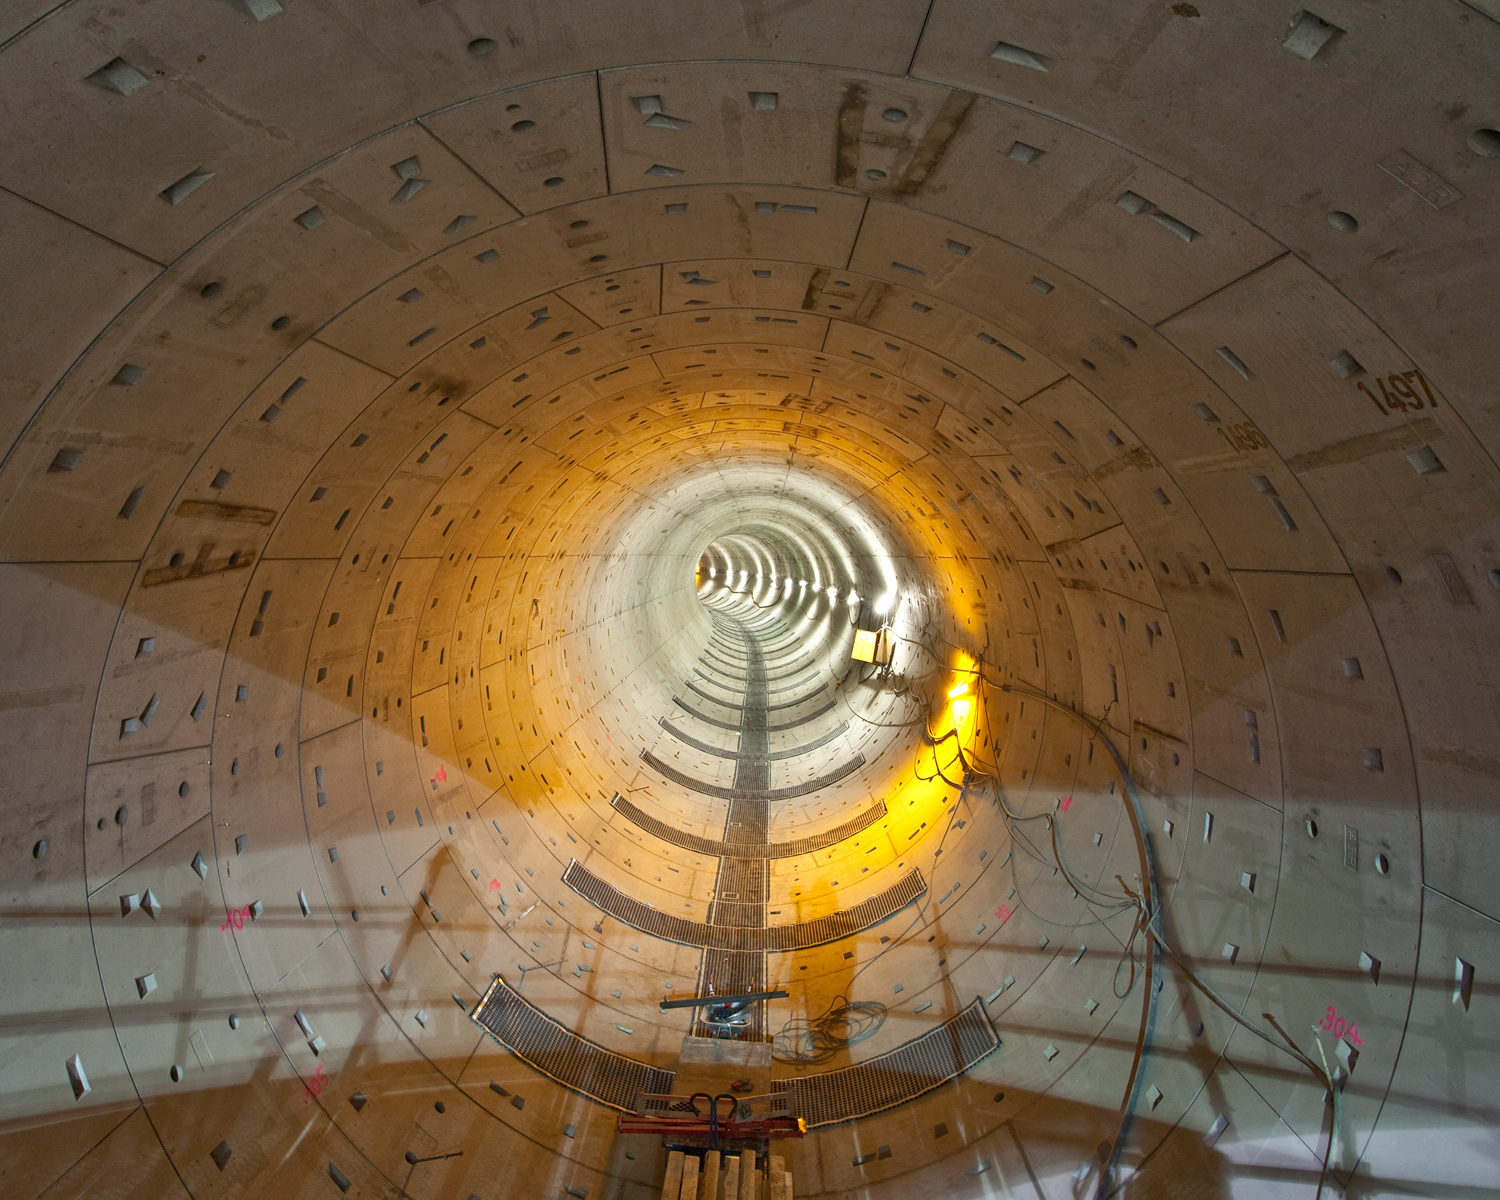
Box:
[768, 699, 840, 731]
[672, 696, 745, 731]
[692, 666, 747, 694]
[685, 677, 744, 708]
[696, 661, 747, 683]
[766, 686, 832, 713]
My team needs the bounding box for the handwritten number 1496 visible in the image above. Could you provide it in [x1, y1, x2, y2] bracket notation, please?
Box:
[1358, 371, 1436, 415]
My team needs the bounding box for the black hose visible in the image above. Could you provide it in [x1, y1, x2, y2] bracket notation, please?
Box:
[772, 994, 887, 1064]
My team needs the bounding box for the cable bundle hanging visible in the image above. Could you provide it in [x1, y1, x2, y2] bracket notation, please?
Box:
[771, 994, 887, 1064]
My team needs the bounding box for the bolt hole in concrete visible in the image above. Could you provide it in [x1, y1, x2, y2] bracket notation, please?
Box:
[1469, 127, 1500, 156]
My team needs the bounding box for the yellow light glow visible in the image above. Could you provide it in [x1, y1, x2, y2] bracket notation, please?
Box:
[947, 680, 970, 699]
[951, 699, 972, 724]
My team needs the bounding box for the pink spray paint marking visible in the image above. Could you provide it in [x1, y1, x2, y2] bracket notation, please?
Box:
[219, 904, 251, 933]
[1058, 796, 1073, 813]
[1320, 1005, 1364, 1047]
[995, 904, 1012, 924]
[302, 1063, 329, 1105]
[488, 879, 502, 892]
[433, 765, 448, 783]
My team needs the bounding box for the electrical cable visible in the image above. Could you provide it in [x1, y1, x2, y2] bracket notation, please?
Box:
[820, 634, 1342, 1196]
[771, 994, 887, 1064]
[978, 675, 1341, 1198]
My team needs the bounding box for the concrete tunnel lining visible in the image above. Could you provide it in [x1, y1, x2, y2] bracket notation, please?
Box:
[1, 5, 1498, 1199]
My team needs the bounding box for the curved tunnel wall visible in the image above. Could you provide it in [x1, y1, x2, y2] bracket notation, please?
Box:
[1, 3, 1498, 1198]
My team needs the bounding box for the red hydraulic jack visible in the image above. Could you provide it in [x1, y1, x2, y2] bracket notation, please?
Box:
[616, 1091, 805, 1143]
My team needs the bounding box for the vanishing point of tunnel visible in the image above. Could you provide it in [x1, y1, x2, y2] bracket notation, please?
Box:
[1, 3, 1497, 1199]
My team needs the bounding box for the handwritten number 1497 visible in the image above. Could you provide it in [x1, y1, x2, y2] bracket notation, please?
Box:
[1358, 371, 1436, 415]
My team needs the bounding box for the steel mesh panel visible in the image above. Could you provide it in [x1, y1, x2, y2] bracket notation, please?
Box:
[562, 859, 925, 951]
[692, 949, 766, 1038]
[613, 794, 886, 859]
[639, 749, 866, 802]
[771, 998, 1000, 1126]
[470, 977, 674, 1112]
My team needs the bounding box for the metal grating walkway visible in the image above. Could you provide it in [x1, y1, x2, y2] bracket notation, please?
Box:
[640, 748, 865, 802]
[771, 998, 1000, 1127]
[469, 976, 675, 1112]
[611, 792, 888, 858]
[562, 859, 926, 951]
[658, 716, 851, 762]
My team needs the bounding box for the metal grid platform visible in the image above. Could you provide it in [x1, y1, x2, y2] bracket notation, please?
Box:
[469, 976, 675, 1111]
[771, 998, 1000, 1127]
[562, 859, 926, 951]
[611, 793, 887, 858]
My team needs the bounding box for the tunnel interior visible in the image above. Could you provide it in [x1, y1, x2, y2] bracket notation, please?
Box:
[1, 2, 1498, 1199]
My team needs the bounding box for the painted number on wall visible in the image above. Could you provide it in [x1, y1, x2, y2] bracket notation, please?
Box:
[302, 1063, 329, 1105]
[1358, 371, 1436, 415]
[219, 904, 251, 933]
[1320, 1005, 1364, 1046]
[1216, 422, 1269, 454]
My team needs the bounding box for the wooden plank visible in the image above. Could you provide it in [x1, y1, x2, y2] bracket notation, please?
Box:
[737, 1152, 757, 1200]
[722, 1154, 740, 1200]
[782, 1169, 793, 1200]
[767, 1155, 786, 1200]
[663, 1149, 685, 1200]
[679, 1153, 700, 1200]
[701, 1150, 721, 1200]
